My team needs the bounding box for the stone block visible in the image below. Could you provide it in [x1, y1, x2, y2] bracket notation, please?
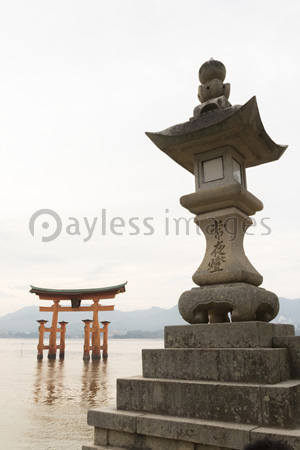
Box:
[108, 430, 135, 448]
[88, 407, 140, 432]
[94, 428, 107, 446]
[142, 347, 290, 383]
[273, 335, 300, 378]
[261, 380, 300, 428]
[164, 322, 294, 349]
[142, 435, 194, 450]
[117, 377, 300, 428]
[143, 435, 193, 450]
[195, 446, 233, 450]
[117, 377, 262, 425]
[136, 414, 252, 449]
[82, 445, 109, 450]
[271, 323, 295, 338]
[108, 429, 194, 450]
[250, 427, 300, 449]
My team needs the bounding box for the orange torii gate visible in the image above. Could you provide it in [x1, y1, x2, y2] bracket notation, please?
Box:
[30, 283, 127, 360]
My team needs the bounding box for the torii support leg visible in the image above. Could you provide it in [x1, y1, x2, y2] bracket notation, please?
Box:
[92, 300, 101, 360]
[37, 320, 48, 360]
[101, 321, 110, 359]
[48, 299, 59, 359]
[58, 321, 68, 360]
[82, 319, 93, 360]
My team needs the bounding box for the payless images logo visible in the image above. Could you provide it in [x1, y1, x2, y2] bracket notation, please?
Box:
[28, 209, 155, 242]
[29, 208, 271, 242]
[29, 209, 63, 242]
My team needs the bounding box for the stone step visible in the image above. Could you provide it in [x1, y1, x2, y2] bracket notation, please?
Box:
[116, 376, 300, 428]
[273, 335, 300, 378]
[164, 322, 294, 349]
[83, 445, 124, 450]
[142, 347, 290, 383]
[84, 407, 300, 450]
[87, 407, 253, 449]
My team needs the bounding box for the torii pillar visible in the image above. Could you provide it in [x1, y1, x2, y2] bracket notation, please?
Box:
[92, 299, 101, 360]
[36, 319, 48, 360]
[48, 299, 59, 359]
[101, 321, 110, 359]
[58, 321, 68, 359]
[83, 319, 93, 360]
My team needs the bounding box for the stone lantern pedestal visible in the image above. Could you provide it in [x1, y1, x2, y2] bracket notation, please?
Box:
[83, 60, 299, 450]
[83, 322, 300, 450]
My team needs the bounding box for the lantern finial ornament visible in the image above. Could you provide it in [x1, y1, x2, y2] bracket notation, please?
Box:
[194, 58, 231, 117]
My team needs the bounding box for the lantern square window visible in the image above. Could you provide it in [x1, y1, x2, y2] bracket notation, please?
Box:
[202, 157, 224, 183]
[233, 159, 242, 184]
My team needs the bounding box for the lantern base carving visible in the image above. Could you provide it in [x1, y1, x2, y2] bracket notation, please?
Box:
[178, 283, 279, 324]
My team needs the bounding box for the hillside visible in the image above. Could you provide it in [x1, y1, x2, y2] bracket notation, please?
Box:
[0, 304, 186, 335]
[0, 298, 299, 336]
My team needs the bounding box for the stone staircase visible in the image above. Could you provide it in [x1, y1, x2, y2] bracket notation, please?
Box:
[83, 322, 300, 450]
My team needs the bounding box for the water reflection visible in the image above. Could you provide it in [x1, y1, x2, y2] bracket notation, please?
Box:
[0, 339, 163, 450]
[34, 359, 65, 405]
[81, 360, 108, 407]
[33, 357, 109, 407]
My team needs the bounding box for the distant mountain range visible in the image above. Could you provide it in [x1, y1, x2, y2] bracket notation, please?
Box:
[0, 297, 299, 337]
[0, 303, 186, 336]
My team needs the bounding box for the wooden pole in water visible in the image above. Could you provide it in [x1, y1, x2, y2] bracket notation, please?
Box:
[82, 319, 93, 360]
[92, 299, 101, 360]
[101, 321, 110, 359]
[37, 320, 48, 360]
[58, 321, 68, 359]
[48, 299, 60, 359]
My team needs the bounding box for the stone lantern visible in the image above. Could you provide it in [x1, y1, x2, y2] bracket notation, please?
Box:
[84, 60, 300, 450]
[146, 58, 287, 324]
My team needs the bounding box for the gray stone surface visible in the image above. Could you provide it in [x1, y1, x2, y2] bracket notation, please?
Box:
[117, 377, 300, 428]
[88, 407, 140, 433]
[142, 347, 290, 383]
[195, 446, 235, 450]
[88, 407, 253, 449]
[180, 183, 263, 216]
[108, 430, 135, 448]
[273, 335, 300, 378]
[196, 59, 230, 113]
[117, 377, 262, 425]
[83, 446, 125, 450]
[191, 210, 263, 287]
[94, 428, 107, 446]
[178, 283, 279, 324]
[250, 427, 300, 449]
[164, 322, 294, 349]
[82, 445, 105, 450]
[199, 59, 226, 85]
[145, 96, 287, 174]
[185, 208, 263, 289]
[261, 380, 300, 428]
[137, 413, 252, 449]
[83, 408, 300, 450]
[193, 59, 231, 117]
[108, 429, 194, 450]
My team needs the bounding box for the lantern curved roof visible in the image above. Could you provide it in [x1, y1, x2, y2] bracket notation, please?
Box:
[146, 96, 287, 173]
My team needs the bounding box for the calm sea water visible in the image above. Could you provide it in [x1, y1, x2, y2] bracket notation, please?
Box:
[0, 338, 163, 450]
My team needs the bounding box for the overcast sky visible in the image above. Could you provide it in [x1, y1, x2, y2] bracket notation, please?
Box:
[0, 0, 299, 317]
